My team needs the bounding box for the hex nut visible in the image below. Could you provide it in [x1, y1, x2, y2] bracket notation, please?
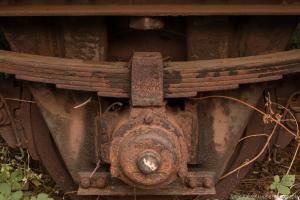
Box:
[144, 115, 153, 124]
[203, 177, 214, 188]
[80, 178, 91, 189]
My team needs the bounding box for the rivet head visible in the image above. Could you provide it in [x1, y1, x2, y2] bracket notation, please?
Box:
[80, 178, 91, 189]
[144, 115, 153, 125]
[186, 177, 198, 188]
[137, 151, 161, 175]
[95, 177, 107, 188]
[203, 177, 214, 188]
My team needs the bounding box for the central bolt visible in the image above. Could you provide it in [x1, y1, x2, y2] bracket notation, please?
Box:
[137, 151, 161, 175]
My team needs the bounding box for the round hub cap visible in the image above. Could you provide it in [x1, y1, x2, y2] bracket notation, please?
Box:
[116, 126, 180, 188]
[137, 151, 161, 174]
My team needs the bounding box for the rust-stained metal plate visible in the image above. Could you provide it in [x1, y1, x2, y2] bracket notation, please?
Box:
[30, 86, 98, 182]
[30, 103, 76, 193]
[1, 4, 300, 16]
[0, 90, 21, 148]
[195, 85, 264, 179]
[131, 52, 163, 106]
[77, 171, 215, 196]
[211, 96, 269, 199]
[0, 81, 76, 193]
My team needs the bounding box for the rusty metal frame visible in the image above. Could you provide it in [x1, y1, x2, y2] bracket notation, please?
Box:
[0, 11, 298, 198]
[0, 94, 22, 147]
[77, 172, 215, 196]
[0, 81, 76, 193]
[0, 49, 300, 98]
[1, 4, 300, 16]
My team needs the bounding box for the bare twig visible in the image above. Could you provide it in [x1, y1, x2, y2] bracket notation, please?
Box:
[62, 191, 77, 200]
[15, 147, 25, 160]
[192, 95, 296, 137]
[4, 98, 36, 103]
[272, 101, 299, 137]
[272, 93, 300, 175]
[73, 96, 92, 109]
[220, 122, 279, 180]
[193, 94, 299, 180]
[238, 134, 269, 143]
[104, 102, 123, 113]
[89, 159, 101, 179]
[265, 92, 275, 115]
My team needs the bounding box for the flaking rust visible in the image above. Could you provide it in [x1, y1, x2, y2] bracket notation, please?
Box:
[110, 52, 187, 188]
[0, 12, 299, 199]
[79, 52, 216, 195]
[131, 52, 163, 106]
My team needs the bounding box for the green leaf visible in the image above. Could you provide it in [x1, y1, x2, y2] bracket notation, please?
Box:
[11, 182, 22, 191]
[23, 196, 30, 200]
[10, 170, 23, 183]
[11, 191, 23, 200]
[36, 193, 52, 200]
[0, 169, 10, 182]
[274, 175, 280, 183]
[0, 194, 5, 200]
[270, 182, 278, 190]
[281, 175, 295, 187]
[0, 183, 11, 196]
[277, 185, 290, 195]
[236, 197, 256, 200]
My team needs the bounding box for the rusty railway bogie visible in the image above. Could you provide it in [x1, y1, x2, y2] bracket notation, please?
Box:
[0, 2, 300, 199]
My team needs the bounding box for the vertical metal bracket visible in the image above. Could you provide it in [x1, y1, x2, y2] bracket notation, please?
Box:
[131, 52, 163, 107]
[0, 95, 21, 148]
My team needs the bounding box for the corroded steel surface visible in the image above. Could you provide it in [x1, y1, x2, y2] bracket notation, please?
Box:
[213, 99, 269, 199]
[0, 82, 35, 153]
[186, 16, 299, 60]
[30, 86, 98, 182]
[0, 81, 76, 194]
[195, 86, 264, 179]
[110, 56, 188, 187]
[0, 93, 20, 148]
[1, 4, 300, 16]
[110, 121, 185, 188]
[77, 172, 215, 196]
[0, 49, 300, 97]
[131, 52, 163, 106]
[91, 53, 214, 194]
[61, 18, 107, 61]
[30, 104, 76, 193]
[129, 17, 164, 30]
[0, 97, 10, 127]
[0, 10, 299, 199]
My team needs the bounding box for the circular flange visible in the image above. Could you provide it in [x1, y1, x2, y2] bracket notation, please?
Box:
[116, 126, 181, 188]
